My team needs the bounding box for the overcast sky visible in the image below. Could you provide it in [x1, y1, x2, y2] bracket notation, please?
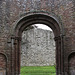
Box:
[34, 24, 52, 31]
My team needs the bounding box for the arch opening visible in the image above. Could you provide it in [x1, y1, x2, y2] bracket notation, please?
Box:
[20, 24, 56, 75]
[0, 53, 7, 75]
[13, 13, 63, 75]
[68, 52, 75, 75]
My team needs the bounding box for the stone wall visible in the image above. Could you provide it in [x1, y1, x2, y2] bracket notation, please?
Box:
[0, 0, 75, 75]
[21, 27, 55, 66]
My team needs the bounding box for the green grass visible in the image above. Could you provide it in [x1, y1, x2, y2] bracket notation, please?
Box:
[20, 66, 56, 75]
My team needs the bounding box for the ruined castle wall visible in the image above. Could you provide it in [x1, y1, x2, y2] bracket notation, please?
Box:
[21, 28, 55, 66]
[0, 0, 75, 74]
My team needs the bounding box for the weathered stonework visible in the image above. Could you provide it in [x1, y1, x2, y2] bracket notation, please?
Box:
[21, 27, 55, 66]
[0, 0, 75, 75]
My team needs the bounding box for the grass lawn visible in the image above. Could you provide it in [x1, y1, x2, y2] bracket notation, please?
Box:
[20, 66, 56, 75]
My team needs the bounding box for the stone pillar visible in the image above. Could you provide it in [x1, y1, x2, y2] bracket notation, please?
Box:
[54, 36, 61, 75]
[13, 37, 21, 75]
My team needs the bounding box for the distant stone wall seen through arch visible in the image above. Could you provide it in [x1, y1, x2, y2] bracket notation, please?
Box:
[21, 27, 56, 66]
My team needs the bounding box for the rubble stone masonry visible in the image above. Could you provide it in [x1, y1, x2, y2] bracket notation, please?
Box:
[21, 28, 55, 66]
[0, 0, 75, 75]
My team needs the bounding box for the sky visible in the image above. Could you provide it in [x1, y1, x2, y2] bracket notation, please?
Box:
[34, 24, 52, 31]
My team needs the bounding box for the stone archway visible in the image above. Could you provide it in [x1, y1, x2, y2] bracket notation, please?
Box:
[0, 53, 7, 75]
[68, 52, 75, 75]
[12, 12, 64, 75]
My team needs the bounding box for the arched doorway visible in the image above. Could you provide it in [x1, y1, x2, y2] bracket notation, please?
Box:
[68, 52, 75, 75]
[20, 24, 56, 75]
[0, 53, 7, 75]
[13, 12, 64, 75]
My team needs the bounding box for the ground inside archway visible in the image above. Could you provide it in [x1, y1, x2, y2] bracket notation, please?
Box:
[21, 66, 56, 75]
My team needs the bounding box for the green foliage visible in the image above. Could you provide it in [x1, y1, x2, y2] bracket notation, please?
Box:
[21, 66, 56, 75]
